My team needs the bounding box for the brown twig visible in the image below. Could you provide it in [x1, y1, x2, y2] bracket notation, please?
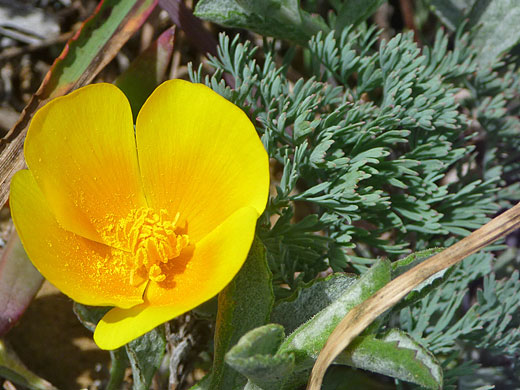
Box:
[307, 202, 520, 389]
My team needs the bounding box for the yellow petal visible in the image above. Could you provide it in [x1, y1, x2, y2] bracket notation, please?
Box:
[24, 83, 147, 244]
[136, 79, 269, 242]
[94, 206, 258, 350]
[10, 170, 146, 308]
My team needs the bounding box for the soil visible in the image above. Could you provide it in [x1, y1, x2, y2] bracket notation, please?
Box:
[6, 281, 110, 390]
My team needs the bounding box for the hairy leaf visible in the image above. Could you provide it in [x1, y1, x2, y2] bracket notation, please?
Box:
[73, 303, 110, 333]
[225, 324, 294, 389]
[430, 0, 520, 66]
[270, 273, 356, 334]
[277, 259, 391, 370]
[194, 0, 328, 44]
[126, 327, 167, 390]
[336, 329, 443, 389]
[334, 0, 385, 32]
[391, 248, 455, 309]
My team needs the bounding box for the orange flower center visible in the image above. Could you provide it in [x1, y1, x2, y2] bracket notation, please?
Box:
[104, 208, 189, 286]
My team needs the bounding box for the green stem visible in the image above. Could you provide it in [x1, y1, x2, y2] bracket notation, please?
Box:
[106, 347, 129, 390]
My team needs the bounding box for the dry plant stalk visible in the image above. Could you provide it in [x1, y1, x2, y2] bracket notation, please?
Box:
[307, 202, 520, 389]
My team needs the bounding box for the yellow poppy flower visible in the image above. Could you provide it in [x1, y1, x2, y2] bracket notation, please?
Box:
[10, 80, 269, 350]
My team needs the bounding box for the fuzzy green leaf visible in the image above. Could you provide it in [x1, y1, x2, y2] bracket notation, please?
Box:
[430, 0, 520, 66]
[278, 259, 391, 370]
[194, 0, 329, 44]
[225, 324, 295, 389]
[391, 248, 454, 309]
[334, 0, 385, 32]
[468, 0, 520, 66]
[271, 273, 357, 333]
[126, 327, 167, 390]
[336, 329, 443, 389]
[189, 374, 212, 390]
[428, 0, 472, 29]
[209, 237, 274, 390]
[73, 304, 130, 390]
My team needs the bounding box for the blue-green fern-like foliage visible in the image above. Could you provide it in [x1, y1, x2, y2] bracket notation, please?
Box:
[189, 25, 520, 388]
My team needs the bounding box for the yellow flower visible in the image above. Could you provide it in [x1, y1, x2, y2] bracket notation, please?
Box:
[10, 80, 269, 350]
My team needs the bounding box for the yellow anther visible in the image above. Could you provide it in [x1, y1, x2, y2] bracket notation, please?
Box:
[103, 208, 189, 286]
[149, 264, 166, 282]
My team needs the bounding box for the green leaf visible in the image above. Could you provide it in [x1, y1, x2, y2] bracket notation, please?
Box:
[107, 348, 129, 390]
[0, 231, 43, 336]
[334, 0, 385, 32]
[322, 365, 395, 390]
[271, 273, 357, 334]
[391, 248, 444, 277]
[468, 0, 520, 66]
[72, 304, 131, 390]
[126, 326, 167, 390]
[73, 303, 110, 333]
[391, 248, 454, 309]
[74, 308, 166, 390]
[209, 237, 274, 390]
[225, 324, 295, 389]
[336, 329, 443, 389]
[278, 259, 391, 370]
[428, 0, 472, 30]
[0, 339, 58, 390]
[115, 26, 175, 120]
[190, 374, 212, 390]
[194, 0, 329, 44]
[44, 0, 157, 96]
[430, 0, 520, 66]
